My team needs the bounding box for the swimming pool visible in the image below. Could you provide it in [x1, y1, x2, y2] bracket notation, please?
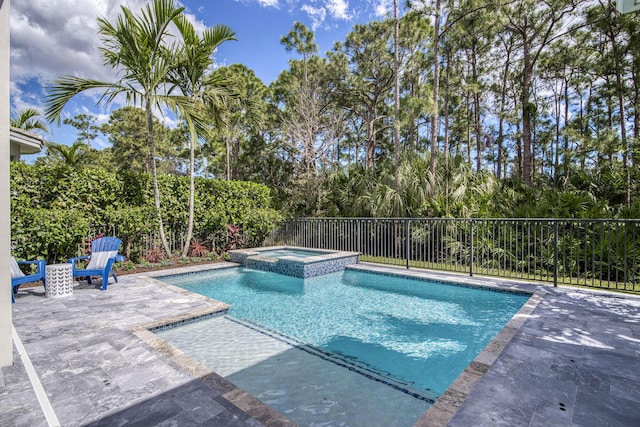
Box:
[157, 267, 529, 425]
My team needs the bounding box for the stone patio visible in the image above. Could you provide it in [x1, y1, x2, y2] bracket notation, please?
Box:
[2, 262, 640, 426]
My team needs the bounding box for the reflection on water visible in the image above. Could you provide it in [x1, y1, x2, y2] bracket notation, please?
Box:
[238, 269, 305, 295]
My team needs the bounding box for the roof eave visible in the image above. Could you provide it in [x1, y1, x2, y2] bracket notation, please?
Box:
[10, 127, 45, 154]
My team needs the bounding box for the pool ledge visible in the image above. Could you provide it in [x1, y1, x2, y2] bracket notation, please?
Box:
[133, 321, 296, 427]
[131, 270, 298, 427]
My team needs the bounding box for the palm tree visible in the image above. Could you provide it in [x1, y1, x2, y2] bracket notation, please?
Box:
[168, 16, 236, 258]
[10, 108, 49, 133]
[212, 65, 267, 181]
[44, 0, 193, 258]
[44, 141, 86, 167]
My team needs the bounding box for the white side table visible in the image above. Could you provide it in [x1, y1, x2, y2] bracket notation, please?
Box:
[45, 263, 73, 298]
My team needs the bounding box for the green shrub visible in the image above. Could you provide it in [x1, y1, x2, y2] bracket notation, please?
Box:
[11, 207, 89, 263]
[11, 163, 281, 261]
[243, 208, 283, 247]
[103, 206, 155, 263]
[116, 260, 136, 271]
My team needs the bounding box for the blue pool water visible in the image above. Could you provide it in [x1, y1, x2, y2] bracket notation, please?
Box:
[161, 267, 529, 396]
[256, 248, 330, 258]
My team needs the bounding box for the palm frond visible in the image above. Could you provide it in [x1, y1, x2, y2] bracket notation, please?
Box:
[44, 141, 87, 167]
[205, 24, 237, 49]
[10, 108, 49, 132]
[44, 77, 119, 124]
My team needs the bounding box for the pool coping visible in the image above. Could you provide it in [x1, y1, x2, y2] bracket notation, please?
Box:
[230, 245, 360, 264]
[132, 261, 545, 427]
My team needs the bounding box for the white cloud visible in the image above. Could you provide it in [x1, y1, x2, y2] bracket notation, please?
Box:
[93, 137, 110, 149]
[9, 81, 42, 114]
[91, 111, 111, 126]
[8, 0, 214, 128]
[10, 0, 152, 111]
[159, 112, 180, 129]
[11, 1, 106, 83]
[301, 4, 327, 30]
[256, 0, 280, 7]
[327, 0, 350, 20]
[178, 9, 209, 38]
[233, 0, 280, 7]
[373, 0, 392, 17]
[300, 0, 353, 29]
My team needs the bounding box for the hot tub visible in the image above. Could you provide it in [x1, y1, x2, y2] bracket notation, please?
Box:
[229, 246, 359, 278]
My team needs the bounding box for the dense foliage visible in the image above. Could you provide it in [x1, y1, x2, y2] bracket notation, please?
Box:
[33, 1, 639, 220]
[11, 0, 636, 270]
[11, 1, 640, 290]
[10, 163, 281, 263]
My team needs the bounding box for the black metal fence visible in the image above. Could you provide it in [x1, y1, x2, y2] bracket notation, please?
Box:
[83, 223, 256, 261]
[266, 218, 640, 293]
[82, 224, 187, 260]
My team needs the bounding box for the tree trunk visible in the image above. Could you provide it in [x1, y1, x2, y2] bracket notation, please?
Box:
[225, 135, 231, 180]
[466, 87, 472, 164]
[443, 49, 450, 211]
[393, 0, 401, 196]
[429, 0, 442, 189]
[516, 120, 522, 177]
[554, 81, 561, 185]
[634, 77, 639, 167]
[563, 77, 570, 184]
[471, 45, 482, 172]
[497, 38, 511, 180]
[444, 48, 451, 172]
[146, 98, 172, 258]
[521, 37, 533, 184]
[586, 85, 594, 169]
[181, 124, 197, 258]
[366, 108, 377, 169]
[616, 70, 631, 207]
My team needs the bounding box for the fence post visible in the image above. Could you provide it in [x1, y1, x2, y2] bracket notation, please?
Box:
[284, 220, 288, 245]
[553, 220, 558, 287]
[469, 219, 474, 277]
[406, 219, 410, 269]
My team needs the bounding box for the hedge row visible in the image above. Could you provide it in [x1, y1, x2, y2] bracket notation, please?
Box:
[11, 163, 281, 263]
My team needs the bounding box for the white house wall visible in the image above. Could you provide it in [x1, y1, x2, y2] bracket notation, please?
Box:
[1, 0, 13, 367]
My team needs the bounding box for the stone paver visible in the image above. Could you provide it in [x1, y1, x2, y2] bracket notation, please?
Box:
[421, 282, 640, 426]
[0, 348, 47, 427]
[4, 263, 280, 427]
[2, 262, 640, 426]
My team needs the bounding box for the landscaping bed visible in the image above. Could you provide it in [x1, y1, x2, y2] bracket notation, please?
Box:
[114, 256, 226, 276]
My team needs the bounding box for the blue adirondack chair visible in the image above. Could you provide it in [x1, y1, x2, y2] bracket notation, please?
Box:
[68, 236, 123, 290]
[10, 257, 46, 303]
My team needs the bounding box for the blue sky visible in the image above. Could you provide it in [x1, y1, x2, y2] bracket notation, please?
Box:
[10, 0, 396, 157]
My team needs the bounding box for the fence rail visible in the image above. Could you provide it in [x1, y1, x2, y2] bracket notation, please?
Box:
[267, 218, 640, 293]
[83, 223, 255, 262]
